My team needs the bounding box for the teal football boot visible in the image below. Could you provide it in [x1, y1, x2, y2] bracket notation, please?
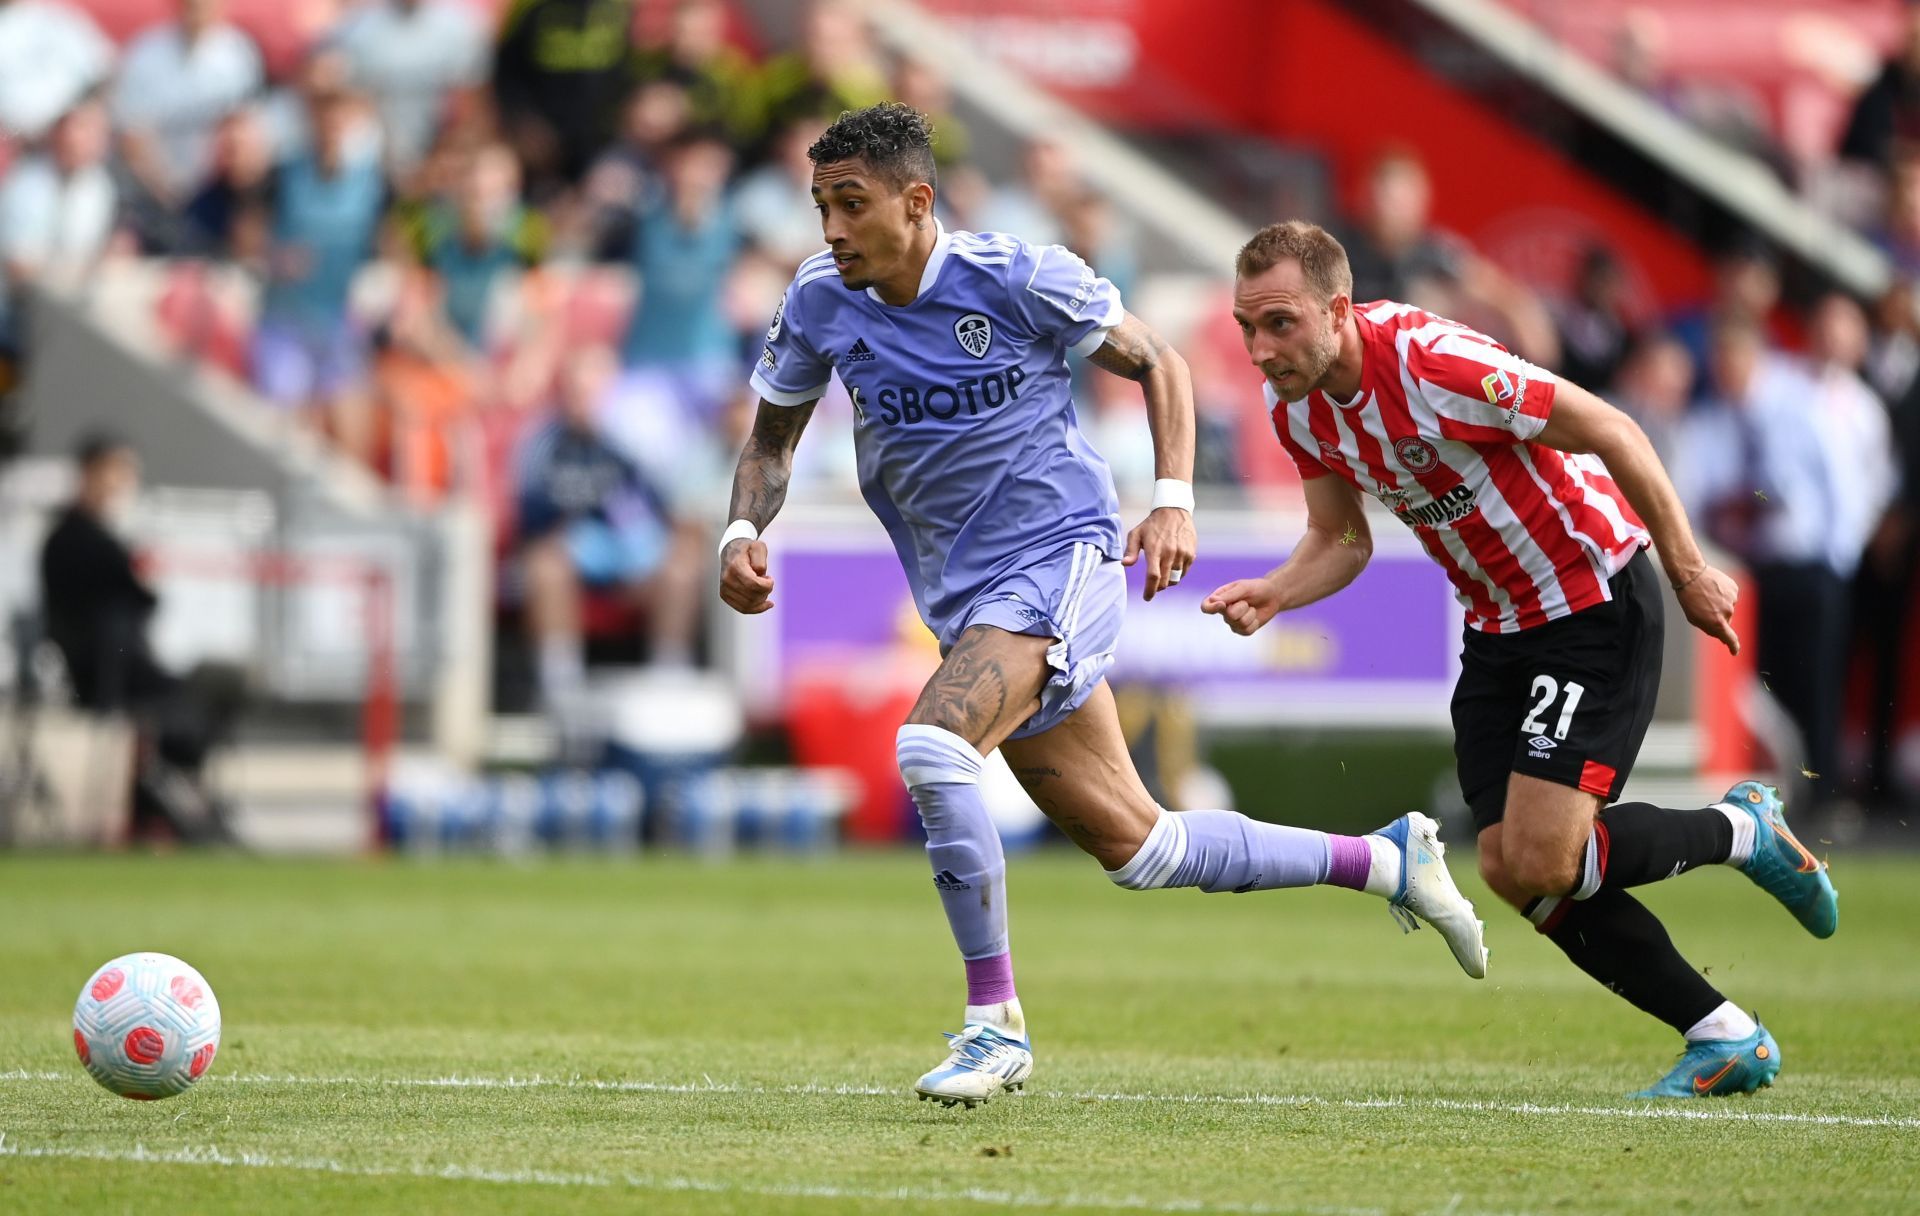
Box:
[1632, 1022, 1780, 1099]
[1721, 781, 1838, 938]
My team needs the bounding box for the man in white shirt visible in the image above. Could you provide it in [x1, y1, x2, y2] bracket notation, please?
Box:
[1683, 311, 1898, 805]
[0, 96, 117, 338]
[0, 94, 117, 450]
[0, 0, 113, 141]
[332, 0, 487, 181]
[112, 0, 264, 208]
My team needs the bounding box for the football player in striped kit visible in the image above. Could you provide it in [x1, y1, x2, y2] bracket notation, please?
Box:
[1211, 220, 1839, 1099]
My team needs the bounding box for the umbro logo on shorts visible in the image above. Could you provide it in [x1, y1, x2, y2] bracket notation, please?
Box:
[844, 338, 877, 363]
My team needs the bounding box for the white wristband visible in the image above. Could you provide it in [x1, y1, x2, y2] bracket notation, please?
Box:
[717, 519, 759, 561]
[1150, 478, 1195, 512]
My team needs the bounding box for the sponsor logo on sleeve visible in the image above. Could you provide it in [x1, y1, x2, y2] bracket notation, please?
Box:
[1481, 368, 1514, 405]
[1482, 366, 1530, 426]
[760, 346, 778, 371]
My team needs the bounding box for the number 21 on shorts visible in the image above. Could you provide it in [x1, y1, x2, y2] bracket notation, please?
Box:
[1521, 675, 1585, 741]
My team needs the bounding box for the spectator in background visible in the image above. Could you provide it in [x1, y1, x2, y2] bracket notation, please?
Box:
[1339, 148, 1560, 367]
[733, 116, 828, 270]
[1839, 2, 1920, 171]
[262, 48, 385, 171]
[0, 94, 116, 455]
[183, 107, 275, 260]
[252, 80, 384, 460]
[372, 142, 558, 499]
[935, 161, 993, 233]
[412, 143, 548, 351]
[1806, 292, 1913, 811]
[0, 0, 113, 143]
[334, 0, 488, 185]
[1862, 299, 1920, 810]
[630, 0, 757, 150]
[1875, 151, 1920, 279]
[1553, 245, 1636, 391]
[40, 435, 166, 712]
[622, 129, 739, 410]
[0, 95, 117, 347]
[1060, 188, 1138, 408]
[39, 433, 243, 843]
[977, 137, 1077, 246]
[1607, 331, 1694, 467]
[1667, 238, 1782, 399]
[892, 57, 969, 169]
[577, 80, 692, 260]
[1866, 279, 1920, 403]
[493, 0, 637, 192]
[749, 0, 888, 158]
[516, 346, 702, 725]
[112, 0, 264, 225]
[1683, 314, 1897, 808]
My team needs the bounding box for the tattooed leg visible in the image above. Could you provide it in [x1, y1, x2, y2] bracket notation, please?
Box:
[903, 625, 1050, 747]
[999, 682, 1160, 869]
[896, 626, 1051, 1031]
[1004, 682, 1372, 896]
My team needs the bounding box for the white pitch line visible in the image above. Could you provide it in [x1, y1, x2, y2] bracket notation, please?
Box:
[2, 1069, 1917, 1130]
[0, 1135, 1394, 1216]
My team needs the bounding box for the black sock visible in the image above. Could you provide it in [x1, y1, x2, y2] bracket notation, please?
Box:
[1532, 887, 1724, 1034]
[1590, 802, 1733, 890]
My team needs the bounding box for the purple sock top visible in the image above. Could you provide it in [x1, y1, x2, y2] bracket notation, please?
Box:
[1325, 834, 1374, 892]
[964, 952, 1017, 1007]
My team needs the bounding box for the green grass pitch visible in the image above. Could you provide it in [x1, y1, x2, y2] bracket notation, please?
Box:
[2, 848, 1916, 1214]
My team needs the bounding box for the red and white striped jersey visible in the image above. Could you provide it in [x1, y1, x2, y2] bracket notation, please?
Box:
[1269, 300, 1649, 634]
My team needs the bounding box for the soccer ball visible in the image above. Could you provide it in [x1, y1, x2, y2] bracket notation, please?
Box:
[71, 953, 222, 1100]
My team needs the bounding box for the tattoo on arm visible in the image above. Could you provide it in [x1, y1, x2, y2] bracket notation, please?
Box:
[1086, 315, 1169, 383]
[727, 400, 815, 530]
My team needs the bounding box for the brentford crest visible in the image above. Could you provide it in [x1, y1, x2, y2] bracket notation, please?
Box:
[954, 313, 992, 359]
[1394, 436, 1440, 473]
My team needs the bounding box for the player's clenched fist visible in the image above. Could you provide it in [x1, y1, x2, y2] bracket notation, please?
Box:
[719, 538, 776, 614]
[1201, 576, 1283, 636]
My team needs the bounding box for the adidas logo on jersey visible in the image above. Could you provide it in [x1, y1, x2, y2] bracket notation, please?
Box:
[933, 869, 971, 891]
[843, 338, 877, 363]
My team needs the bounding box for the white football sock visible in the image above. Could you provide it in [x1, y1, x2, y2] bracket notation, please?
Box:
[1684, 1000, 1757, 1043]
[1713, 802, 1757, 866]
[1363, 834, 1401, 899]
[965, 997, 1026, 1039]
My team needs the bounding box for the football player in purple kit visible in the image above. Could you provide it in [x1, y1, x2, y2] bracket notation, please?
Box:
[718, 104, 1487, 1107]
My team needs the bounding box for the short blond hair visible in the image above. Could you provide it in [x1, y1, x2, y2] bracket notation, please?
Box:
[1235, 221, 1353, 303]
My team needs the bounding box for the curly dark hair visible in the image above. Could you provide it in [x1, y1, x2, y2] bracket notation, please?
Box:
[807, 102, 937, 194]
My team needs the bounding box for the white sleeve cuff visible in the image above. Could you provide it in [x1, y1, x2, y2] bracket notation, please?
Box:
[1070, 326, 1116, 358]
[749, 370, 829, 407]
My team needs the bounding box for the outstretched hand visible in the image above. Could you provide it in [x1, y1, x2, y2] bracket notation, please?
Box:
[1123, 507, 1197, 601]
[1676, 563, 1740, 655]
[1200, 576, 1283, 636]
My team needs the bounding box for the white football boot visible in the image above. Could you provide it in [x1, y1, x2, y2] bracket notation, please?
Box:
[1374, 811, 1489, 979]
[913, 1024, 1033, 1108]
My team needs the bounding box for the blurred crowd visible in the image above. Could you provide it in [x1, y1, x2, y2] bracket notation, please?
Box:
[0, 0, 1168, 729]
[0, 0, 1915, 809]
